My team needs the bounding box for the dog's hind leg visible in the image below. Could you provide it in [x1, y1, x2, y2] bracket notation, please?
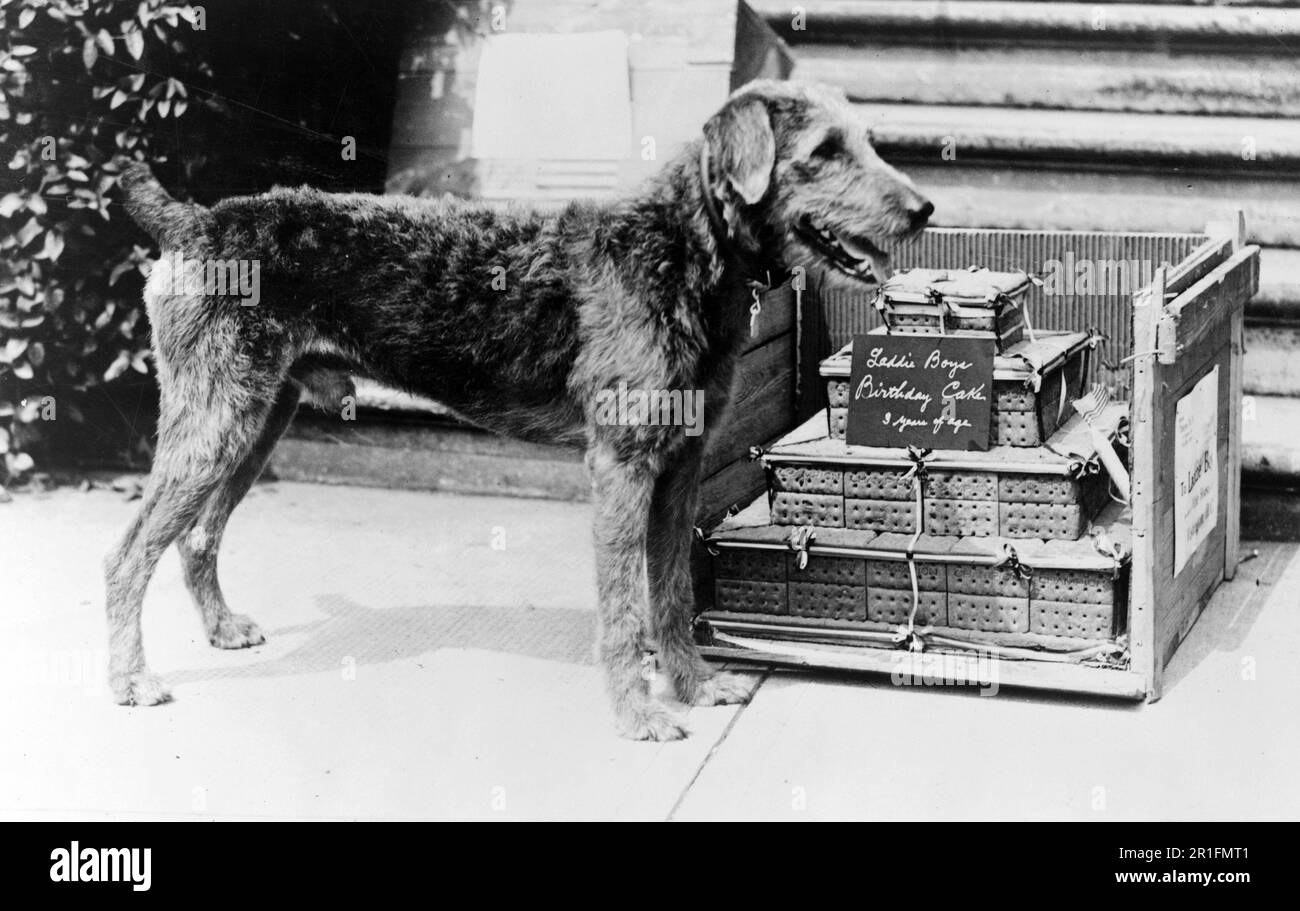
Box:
[588, 443, 689, 741]
[177, 382, 300, 649]
[104, 364, 286, 706]
[647, 449, 758, 708]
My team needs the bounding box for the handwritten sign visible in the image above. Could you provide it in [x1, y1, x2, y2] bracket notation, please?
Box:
[1173, 365, 1220, 575]
[845, 335, 995, 450]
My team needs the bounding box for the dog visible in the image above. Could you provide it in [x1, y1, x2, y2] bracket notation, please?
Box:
[107, 80, 932, 740]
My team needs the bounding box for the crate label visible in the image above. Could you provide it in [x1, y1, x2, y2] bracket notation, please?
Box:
[845, 335, 994, 450]
[1174, 365, 1220, 575]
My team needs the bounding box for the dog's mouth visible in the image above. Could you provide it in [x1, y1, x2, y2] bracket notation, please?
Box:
[795, 216, 893, 285]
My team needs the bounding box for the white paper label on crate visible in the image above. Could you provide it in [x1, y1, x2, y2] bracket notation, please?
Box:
[1173, 365, 1220, 576]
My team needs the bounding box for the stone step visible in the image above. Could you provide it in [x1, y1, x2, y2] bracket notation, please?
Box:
[1248, 247, 1300, 395]
[1242, 395, 1300, 540]
[755, 0, 1300, 116]
[860, 102, 1300, 173]
[757, 0, 1300, 46]
[1250, 247, 1300, 324]
[1243, 394, 1300, 480]
[1246, 326, 1300, 397]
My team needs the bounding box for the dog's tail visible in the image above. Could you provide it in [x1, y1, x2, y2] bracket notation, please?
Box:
[118, 162, 207, 247]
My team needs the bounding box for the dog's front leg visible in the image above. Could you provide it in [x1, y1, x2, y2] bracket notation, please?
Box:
[648, 449, 759, 708]
[588, 443, 689, 741]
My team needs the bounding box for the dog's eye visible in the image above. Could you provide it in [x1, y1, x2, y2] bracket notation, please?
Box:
[810, 132, 843, 161]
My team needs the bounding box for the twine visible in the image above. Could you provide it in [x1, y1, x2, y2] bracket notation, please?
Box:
[893, 446, 935, 651]
[693, 526, 719, 556]
[786, 526, 816, 571]
[710, 629, 1125, 665]
[993, 543, 1034, 580]
[1091, 528, 1126, 575]
[1019, 293, 1037, 344]
[1044, 444, 1102, 479]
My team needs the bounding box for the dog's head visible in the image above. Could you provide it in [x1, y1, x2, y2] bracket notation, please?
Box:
[702, 80, 931, 286]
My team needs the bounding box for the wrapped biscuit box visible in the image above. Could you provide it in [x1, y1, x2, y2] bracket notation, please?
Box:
[876, 267, 1033, 351]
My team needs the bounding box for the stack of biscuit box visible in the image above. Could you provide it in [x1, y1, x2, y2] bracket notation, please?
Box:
[702, 268, 1133, 661]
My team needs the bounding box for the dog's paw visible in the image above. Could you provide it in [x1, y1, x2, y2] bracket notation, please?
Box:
[111, 671, 173, 707]
[209, 614, 265, 649]
[617, 705, 689, 742]
[691, 671, 759, 707]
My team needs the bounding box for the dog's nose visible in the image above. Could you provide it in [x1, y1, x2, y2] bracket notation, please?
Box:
[908, 198, 935, 229]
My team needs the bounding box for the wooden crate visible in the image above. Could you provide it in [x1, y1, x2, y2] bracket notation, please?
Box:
[693, 223, 1259, 701]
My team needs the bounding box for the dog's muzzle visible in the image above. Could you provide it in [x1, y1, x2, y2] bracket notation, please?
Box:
[795, 216, 893, 285]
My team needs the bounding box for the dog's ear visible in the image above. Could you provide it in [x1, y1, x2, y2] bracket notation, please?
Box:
[704, 97, 775, 205]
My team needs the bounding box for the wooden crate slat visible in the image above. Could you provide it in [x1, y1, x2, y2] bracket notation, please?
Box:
[700, 643, 1148, 700]
[1132, 246, 1259, 697]
[701, 331, 794, 479]
[1161, 237, 1234, 299]
[1158, 246, 1261, 365]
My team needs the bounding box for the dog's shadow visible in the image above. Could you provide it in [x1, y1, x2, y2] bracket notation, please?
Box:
[166, 594, 597, 687]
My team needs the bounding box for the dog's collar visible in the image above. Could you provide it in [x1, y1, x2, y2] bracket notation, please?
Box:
[698, 140, 788, 299]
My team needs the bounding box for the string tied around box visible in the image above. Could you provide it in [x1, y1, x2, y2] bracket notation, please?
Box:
[711, 626, 1128, 667]
[995, 287, 1037, 345]
[891, 622, 927, 653]
[1018, 271, 1042, 344]
[923, 285, 948, 336]
[899, 444, 934, 487]
[898, 444, 935, 561]
[872, 282, 889, 310]
[1084, 328, 1108, 360]
[1115, 416, 1132, 450]
[1010, 352, 1046, 392]
[693, 526, 719, 557]
[1091, 527, 1126, 576]
[1046, 444, 1102, 480]
[893, 446, 936, 652]
[785, 526, 816, 571]
[993, 543, 1034, 580]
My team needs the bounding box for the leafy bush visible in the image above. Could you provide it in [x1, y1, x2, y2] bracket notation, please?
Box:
[1, 0, 404, 485]
[1, 0, 210, 482]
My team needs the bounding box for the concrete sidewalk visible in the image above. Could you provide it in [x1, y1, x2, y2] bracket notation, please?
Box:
[2, 481, 1297, 820]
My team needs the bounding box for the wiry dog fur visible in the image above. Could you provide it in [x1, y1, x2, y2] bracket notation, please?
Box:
[106, 80, 931, 740]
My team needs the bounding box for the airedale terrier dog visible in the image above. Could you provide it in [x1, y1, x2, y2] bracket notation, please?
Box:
[108, 80, 931, 740]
